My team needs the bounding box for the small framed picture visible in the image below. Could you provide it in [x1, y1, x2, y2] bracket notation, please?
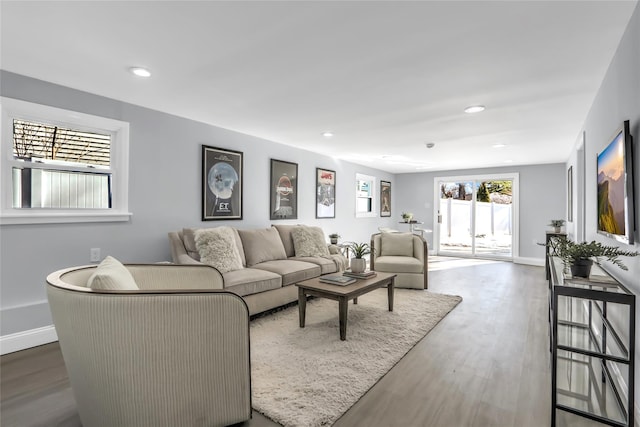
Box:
[202, 145, 243, 221]
[316, 168, 336, 218]
[270, 159, 298, 220]
[380, 180, 391, 217]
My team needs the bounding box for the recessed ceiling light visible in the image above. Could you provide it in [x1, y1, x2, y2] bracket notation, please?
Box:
[464, 105, 485, 114]
[130, 67, 151, 77]
[322, 131, 334, 138]
[492, 144, 506, 148]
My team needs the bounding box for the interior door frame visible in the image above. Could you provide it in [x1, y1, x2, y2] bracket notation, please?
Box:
[433, 173, 520, 259]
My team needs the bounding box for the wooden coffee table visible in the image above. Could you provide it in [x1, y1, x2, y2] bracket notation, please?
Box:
[296, 272, 397, 340]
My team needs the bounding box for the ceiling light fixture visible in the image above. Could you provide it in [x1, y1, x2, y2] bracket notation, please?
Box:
[464, 105, 485, 114]
[130, 67, 151, 77]
[322, 131, 334, 138]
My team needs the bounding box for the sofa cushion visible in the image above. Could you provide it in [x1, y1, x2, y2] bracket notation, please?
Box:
[251, 260, 320, 286]
[238, 227, 287, 266]
[222, 268, 282, 297]
[374, 256, 424, 274]
[87, 256, 139, 291]
[291, 256, 338, 274]
[195, 227, 244, 273]
[182, 228, 201, 261]
[291, 226, 331, 258]
[272, 224, 299, 257]
[184, 227, 246, 266]
[381, 232, 414, 257]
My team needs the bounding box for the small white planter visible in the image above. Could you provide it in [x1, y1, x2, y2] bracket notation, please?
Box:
[350, 258, 366, 273]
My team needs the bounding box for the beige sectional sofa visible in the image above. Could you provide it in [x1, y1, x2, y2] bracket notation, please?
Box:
[169, 224, 348, 315]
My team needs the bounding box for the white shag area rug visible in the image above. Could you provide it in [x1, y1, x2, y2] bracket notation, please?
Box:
[250, 288, 462, 427]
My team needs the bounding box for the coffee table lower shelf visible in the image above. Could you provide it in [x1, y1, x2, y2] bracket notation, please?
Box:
[295, 272, 397, 340]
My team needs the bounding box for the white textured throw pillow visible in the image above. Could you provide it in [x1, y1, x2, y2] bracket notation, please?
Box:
[195, 226, 244, 273]
[87, 256, 139, 291]
[291, 226, 331, 258]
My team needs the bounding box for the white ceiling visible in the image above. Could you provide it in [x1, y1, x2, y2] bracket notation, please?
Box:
[1, 1, 637, 173]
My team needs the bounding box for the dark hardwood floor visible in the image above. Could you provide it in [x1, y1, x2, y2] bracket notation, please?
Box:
[1, 260, 594, 426]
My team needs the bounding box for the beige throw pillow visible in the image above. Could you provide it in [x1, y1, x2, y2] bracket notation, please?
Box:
[182, 228, 201, 260]
[87, 256, 139, 291]
[195, 227, 244, 273]
[291, 226, 331, 258]
[237, 227, 288, 266]
[381, 232, 414, 257]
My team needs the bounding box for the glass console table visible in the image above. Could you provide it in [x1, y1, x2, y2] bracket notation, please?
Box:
[549, 256, 635, 427]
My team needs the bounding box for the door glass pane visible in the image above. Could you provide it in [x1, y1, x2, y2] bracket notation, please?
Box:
[439, 181, 473, 255]
[475, 180, 512, 257]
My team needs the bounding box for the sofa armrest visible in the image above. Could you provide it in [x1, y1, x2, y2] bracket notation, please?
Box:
[412, 235, 428, 262]
[47, 287, 251, 427]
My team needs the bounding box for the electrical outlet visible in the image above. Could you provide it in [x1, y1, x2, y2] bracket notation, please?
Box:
[90, 248, 101, 262]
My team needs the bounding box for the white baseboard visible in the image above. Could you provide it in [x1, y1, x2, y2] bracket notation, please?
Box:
[513, 256, 544, 266]
[0, 325, 58, 355]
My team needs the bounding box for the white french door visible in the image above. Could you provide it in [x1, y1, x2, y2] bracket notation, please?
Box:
[434, 173, 519, 259]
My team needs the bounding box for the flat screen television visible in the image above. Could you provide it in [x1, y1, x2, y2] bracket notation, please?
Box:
[597, 120, 635, 245]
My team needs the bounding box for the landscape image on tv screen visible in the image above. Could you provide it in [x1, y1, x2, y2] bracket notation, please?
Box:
[597, 130, 626, 237]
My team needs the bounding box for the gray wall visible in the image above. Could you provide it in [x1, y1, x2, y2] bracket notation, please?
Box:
[566, 2, 640, 416]
[395, 164, 566, 260]
[0, 71, 397, 336]
[576, 2, 640, 286]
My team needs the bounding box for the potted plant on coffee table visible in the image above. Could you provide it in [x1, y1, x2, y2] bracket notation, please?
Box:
[549, 238, 639, 278]
[344, 241, 372, 273]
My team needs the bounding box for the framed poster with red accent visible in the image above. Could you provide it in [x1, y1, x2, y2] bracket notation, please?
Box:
[202, 145, 243, 221]
[316, 168, 336, 218]
[270, 159, 298, 220]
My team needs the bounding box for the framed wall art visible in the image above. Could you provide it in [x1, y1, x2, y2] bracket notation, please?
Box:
[202, 145, 243, 221]
[270, 159, 298, 220]
[316, 168, 336, 218]
[380, 180, 391, 217]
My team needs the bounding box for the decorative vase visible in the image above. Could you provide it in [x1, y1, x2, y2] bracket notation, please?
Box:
[330, 237, 338, 245]
[554, 226, 561, 233]
[570, 259, 593, 278]
[350, 258, 366, 273]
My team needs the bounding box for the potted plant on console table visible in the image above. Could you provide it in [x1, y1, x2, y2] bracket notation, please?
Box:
[549, 239, 639, 278]
[344, 241, 372, 273]
[328, 233, 341, 245]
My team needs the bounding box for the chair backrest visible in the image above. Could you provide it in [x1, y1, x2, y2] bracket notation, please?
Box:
[377, 227, 399, 233]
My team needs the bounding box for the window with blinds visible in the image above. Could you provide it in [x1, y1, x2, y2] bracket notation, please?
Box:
[2, 97, 130, 224]
[11, 119, 113, 209]
[13, 119, 111, 166]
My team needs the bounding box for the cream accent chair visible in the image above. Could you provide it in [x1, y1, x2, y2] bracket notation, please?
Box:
[370, 232, 428, 289]
[46, 263, 251, 427]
